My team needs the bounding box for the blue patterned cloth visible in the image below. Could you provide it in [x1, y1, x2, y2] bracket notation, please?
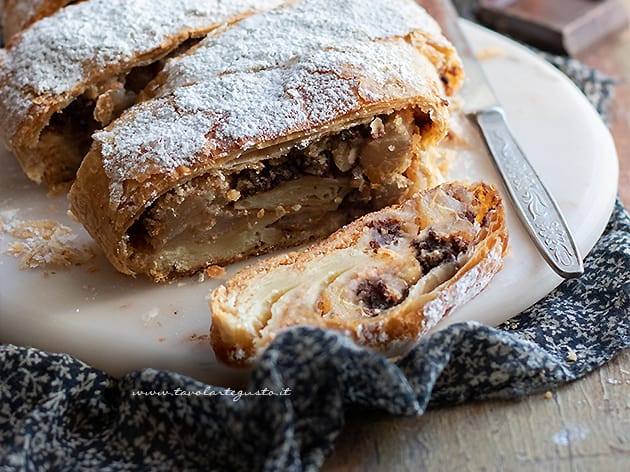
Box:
[0, 200, 628, 471]
[1, 4, 629, 472]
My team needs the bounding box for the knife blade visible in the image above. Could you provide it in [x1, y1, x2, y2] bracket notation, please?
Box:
[420, 0, 584, 278]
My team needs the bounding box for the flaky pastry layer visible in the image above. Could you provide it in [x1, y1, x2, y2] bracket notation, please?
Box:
[210, 182, 508, 366]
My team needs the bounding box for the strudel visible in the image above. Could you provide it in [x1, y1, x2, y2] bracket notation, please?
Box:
[68, 0, 464, 281]
[210, 182, 508, 365]
[0, 0, 286, 185]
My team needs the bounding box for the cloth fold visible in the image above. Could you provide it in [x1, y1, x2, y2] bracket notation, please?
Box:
[1, 204, 628, 472]
[1, 3, 629, 472]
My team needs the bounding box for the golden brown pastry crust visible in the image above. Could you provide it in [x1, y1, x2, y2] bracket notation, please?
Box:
[2, 0, 72, 44]
[69, 0, 463, 282]
[210, 182, 508, 366]
[0, 0, 287, 186]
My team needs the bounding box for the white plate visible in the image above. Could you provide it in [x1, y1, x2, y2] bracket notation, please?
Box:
[0, 22, 618, 387]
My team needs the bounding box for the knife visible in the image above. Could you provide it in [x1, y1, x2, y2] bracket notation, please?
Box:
[420, 0, 584, 279]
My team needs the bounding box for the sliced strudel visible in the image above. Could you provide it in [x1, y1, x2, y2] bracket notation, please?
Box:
[210, 182, 508, 366]
[0, 0, 286, 186]
[69, 0, 464, 281]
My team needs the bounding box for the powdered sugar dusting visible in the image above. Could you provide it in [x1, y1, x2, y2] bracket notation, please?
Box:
[0, 48, 32, 140]
[97, 0, 447, 211]
[159, 0, 442, 83]
[6, 0, 285, 95]
[0, 0, 286, 143]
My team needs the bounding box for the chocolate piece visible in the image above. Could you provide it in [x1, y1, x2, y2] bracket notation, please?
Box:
[412, 229, 469, 273]
[477, 0, 629, 56]
[356, 278, 409, 316]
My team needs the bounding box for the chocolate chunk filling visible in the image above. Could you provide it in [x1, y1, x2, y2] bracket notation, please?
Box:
[412, 229, 469, 274]
[232, 148, 340, 199]
[356, 277, 409, 316]
[127, 108, 431, 278]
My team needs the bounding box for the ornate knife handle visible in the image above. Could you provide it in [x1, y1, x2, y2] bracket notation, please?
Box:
[476, 107, 584, 278]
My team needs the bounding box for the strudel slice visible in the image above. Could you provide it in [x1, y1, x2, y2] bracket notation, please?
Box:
[0, 0, 286, 186]
[210, 182, 508, 366]
[69, 0, 464, 282]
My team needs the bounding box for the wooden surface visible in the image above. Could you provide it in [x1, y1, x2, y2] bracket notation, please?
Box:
[323, 2, 630, 471]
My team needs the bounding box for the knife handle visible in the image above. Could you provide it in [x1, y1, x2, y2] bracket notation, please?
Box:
[475, 107, 584, 278]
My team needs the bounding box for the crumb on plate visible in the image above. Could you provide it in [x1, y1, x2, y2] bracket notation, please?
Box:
[476, 46, 505, 61]
[1, 218, 95, 269]
[206, 264, 227, 279]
